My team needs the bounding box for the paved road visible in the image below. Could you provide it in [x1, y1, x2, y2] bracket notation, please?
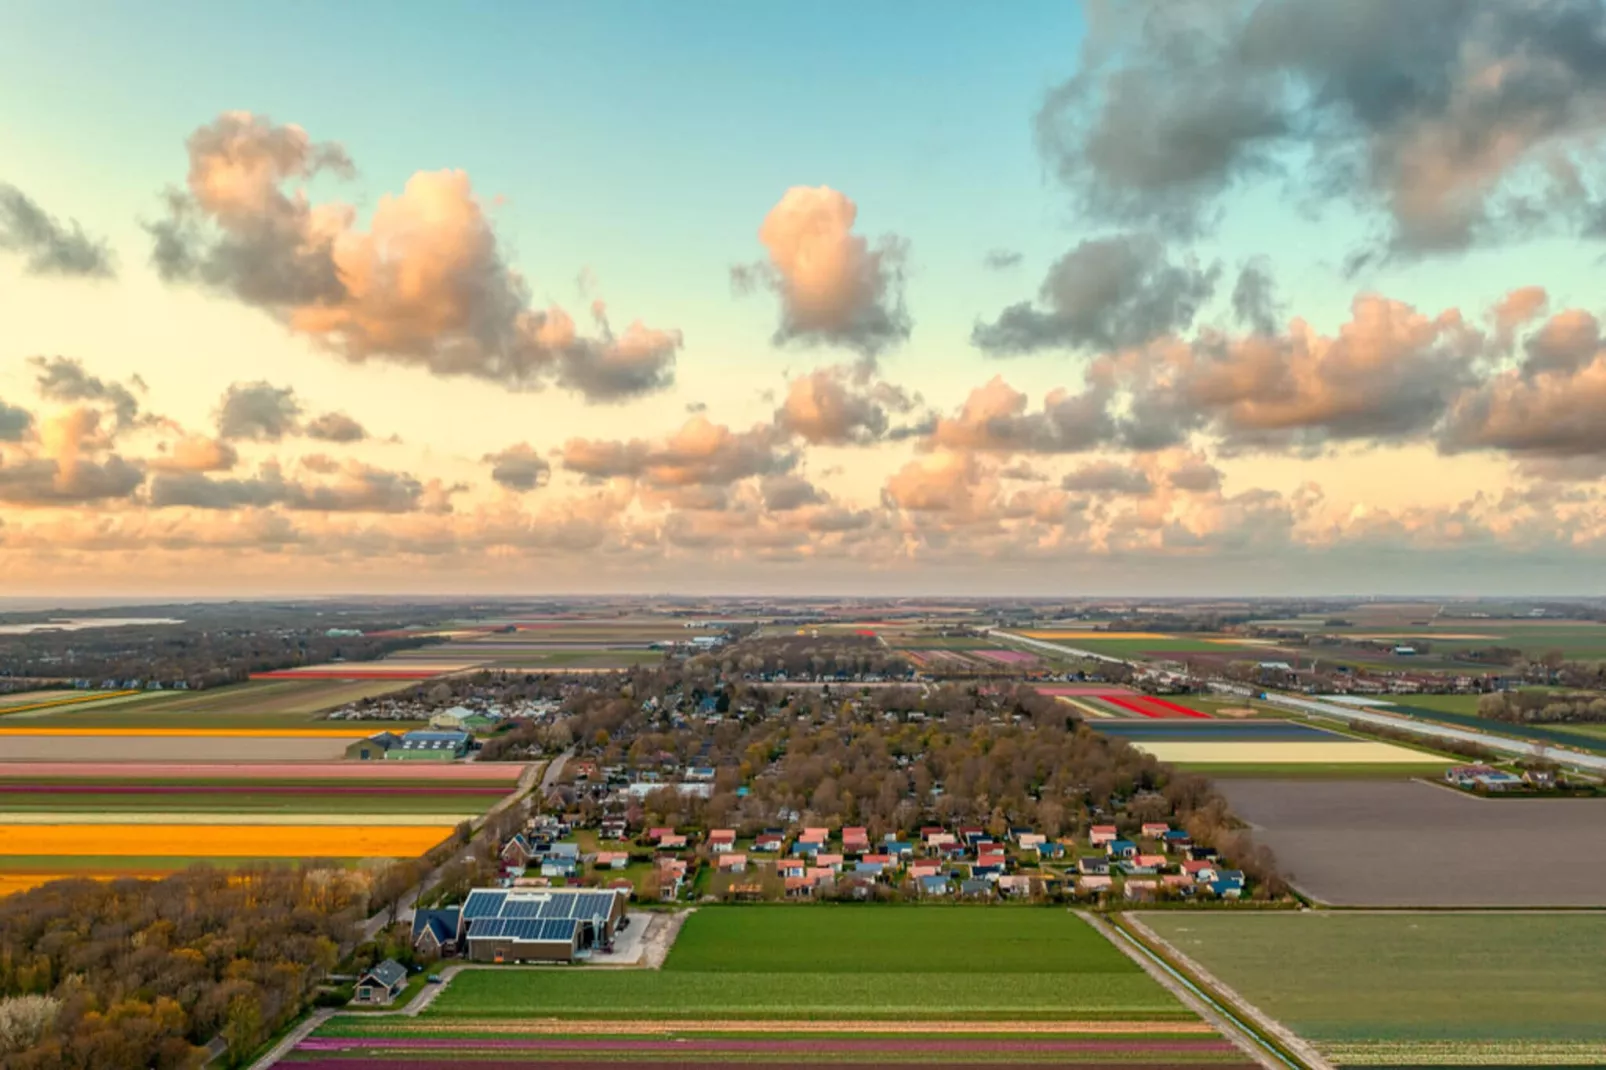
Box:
[246, 1010, 332, 1070]
[1260, 692, 1606, 774]
[360, 753, 559, 944]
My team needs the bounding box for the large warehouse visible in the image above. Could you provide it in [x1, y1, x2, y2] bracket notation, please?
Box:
[456, 887, 627, 963]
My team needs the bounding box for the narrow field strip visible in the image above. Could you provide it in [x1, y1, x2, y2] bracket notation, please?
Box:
[0, 823, 451, 857]
[297, 1036, 1242, 1055]
[0, 811, 472, 825]
[0, 690, 141, 716]
[0, 782, 507, 795]
[282, 1053, 1246, 1060]
[0, 727, 372, 738]
[320, 1019, 1219, 1037]
[1324, 1039, 1606, 1066]
[1123, 740, 1443, 764]
[0, 761, 526, 781]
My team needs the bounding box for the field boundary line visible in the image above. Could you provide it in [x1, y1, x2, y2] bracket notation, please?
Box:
[1114, 913, 1331, 1070]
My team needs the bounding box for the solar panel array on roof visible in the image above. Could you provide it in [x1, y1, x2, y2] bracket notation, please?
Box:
[466, 917, 578, 944]
[461, 889, 508, 920]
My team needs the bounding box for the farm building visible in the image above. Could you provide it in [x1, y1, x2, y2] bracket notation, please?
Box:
[353, 959, 408, 1004]
[458, 887, 627, 964]
[344, 732, 402, 760]
[388, 729, 472, 761]
[411, 908, 461, 956]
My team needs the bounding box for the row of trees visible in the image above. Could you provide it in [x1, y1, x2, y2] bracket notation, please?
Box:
[1478, 690, 1606, 724]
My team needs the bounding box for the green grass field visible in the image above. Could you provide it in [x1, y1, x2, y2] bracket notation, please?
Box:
[1142, 912, 1606, 1065]
[425, 907, 1186, 1021]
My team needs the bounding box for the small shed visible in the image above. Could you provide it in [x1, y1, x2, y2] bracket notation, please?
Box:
[354, 959, 408, 1005]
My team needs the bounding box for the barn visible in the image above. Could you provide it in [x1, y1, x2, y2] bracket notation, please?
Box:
[457, 887, 627, 964]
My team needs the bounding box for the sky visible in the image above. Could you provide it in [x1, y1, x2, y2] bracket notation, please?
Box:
[3, 0, 1606, 597]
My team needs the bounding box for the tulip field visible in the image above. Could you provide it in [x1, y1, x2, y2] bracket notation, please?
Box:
[0, 758, 528, 897]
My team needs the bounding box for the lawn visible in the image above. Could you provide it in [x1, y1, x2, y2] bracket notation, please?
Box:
[424, 907, 1186, 1021]
[1140, 912, 1606, 1065]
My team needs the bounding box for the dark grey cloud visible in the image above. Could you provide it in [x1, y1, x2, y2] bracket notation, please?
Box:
[1060, 462, 1153, 495]
[484, 443, 551, 492]
[29, 356, 146, 430]
[0, 455, 143, 504]
[760, 473, 824, 511]
[563, 420, 793, 487]
[1165, 456, 1225, 492]
[303, 411, 367, 443]
[149, 462, 433, 512]
[216, 382, 302, 442]
[972, 234, 1218, 354]
[0, 399, 33, 442]
[774, 366, 919, 445]
[0, 183, 115, 278]
[1230, 260, 1282, 335]
[983, 248, 1024, 270]
[1038, 0, 1606, 253]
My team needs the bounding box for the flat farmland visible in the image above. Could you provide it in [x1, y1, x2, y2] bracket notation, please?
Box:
[1220, 779, 1606, 906]
[425, 908, 1185, 1021]
[0, 734, 357, 761]
[1091, 720, 1450, 776]
[13, 679, 419, 729]
[1139, 912, 1606, 1066]
[294, 908, 1262, 1069]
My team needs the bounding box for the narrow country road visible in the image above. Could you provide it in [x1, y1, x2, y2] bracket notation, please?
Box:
[359, 749, 569, 944]
[251, 749, 573, 1067]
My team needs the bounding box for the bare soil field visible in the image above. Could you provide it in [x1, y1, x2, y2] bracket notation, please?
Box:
[0, 736, 352, 762]
[1220, 778, 1606, 906]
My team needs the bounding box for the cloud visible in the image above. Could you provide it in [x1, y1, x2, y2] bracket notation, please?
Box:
[733, 186, 910, 357]
[0, 454, 143, 505]
[149, 460, 453, 513]
[1164, 454, 1225, 493]
[484, 443, 551, 492]
[774, 366, 916, 445]
[29, 356, 146, 431]
[150, 112, 682, 401]
[972, 234, 1217, 354]
[563, 416, 793, 488]
[0, 399, 33, 442]
[983, 248, 1024, 270]
[0, 183, 115, 278]
[1441, 349, 1606, 456]
[1114, 294, 1485, 452]
[216, 381, 302, 441]
[759, 473, 824, 511]
[303, 411, 367, 443]
[927, 376, 1117, 454]
[149, 434, 238, 473]
[1038, 0, 1606, 252]
[1230, 260, 1281, 335]
[884, 451, 991, 514]
[1060, 461, 1154, 496]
